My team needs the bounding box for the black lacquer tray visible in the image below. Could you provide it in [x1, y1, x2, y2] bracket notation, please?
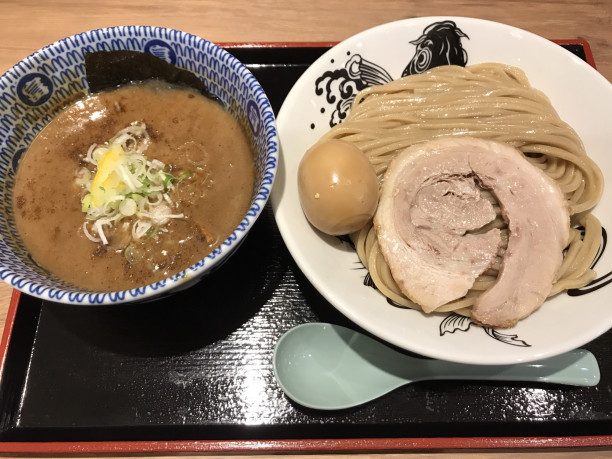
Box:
[0, 43, 611, 455]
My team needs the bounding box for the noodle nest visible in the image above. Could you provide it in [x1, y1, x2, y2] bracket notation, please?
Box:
[318, 63, 603, 316]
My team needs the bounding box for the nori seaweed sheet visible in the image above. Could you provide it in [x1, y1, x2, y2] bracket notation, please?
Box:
[84, 50, 214, 99]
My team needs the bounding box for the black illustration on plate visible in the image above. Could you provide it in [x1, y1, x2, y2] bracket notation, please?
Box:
[325, 20, 610, 347]
[315, 20, 468, 127]
[402, 20, 469, 76]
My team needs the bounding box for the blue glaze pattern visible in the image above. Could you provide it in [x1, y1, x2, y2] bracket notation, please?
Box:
[0, 26, 278, 305]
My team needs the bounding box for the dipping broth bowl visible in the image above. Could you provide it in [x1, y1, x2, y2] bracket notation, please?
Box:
[0, 26, 278, 304]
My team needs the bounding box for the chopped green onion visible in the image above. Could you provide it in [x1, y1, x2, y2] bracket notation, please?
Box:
[81, 194, 93, 212]
[119, 198, 137, 216]
[146, 225, 160, 238]
[140, 176, 152, 188]
[162, 174, 173, 191]
[124, 244, 143, 264]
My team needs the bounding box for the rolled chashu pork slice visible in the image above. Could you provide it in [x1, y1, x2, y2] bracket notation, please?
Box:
[374, 137, 570, 328]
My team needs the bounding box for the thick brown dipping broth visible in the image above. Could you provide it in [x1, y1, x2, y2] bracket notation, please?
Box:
[12, 81, 255, 292]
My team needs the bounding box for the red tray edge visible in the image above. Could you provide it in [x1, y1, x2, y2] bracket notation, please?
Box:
[0, 435, 611, 454]
[0, 290, 21, 387]
[218, 39, 597, 69]
[0, 39, 605, 454]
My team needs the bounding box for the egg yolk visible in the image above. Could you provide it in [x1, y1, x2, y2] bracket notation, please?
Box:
[298, 139, 379, 235]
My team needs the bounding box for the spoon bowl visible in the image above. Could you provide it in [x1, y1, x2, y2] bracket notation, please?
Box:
[273, 322, 600, 410]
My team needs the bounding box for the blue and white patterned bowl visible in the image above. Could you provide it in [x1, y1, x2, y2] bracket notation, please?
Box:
[0, 26, 278, 305]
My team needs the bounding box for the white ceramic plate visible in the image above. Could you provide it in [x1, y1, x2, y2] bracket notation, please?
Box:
[272, 17, 612, 365]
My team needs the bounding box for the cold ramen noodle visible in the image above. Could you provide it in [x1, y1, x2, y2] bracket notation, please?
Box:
[13, 81, 255, 292]
[297, 63, 604, 328]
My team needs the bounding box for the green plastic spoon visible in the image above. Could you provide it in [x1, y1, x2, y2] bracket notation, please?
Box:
[273, 322, 600, 410]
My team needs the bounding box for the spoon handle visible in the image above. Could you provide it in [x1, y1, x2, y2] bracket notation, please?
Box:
[412, 349, 599, 386]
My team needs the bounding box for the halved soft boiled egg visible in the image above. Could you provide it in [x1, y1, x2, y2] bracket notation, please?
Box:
[297, 139, 379, 235]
